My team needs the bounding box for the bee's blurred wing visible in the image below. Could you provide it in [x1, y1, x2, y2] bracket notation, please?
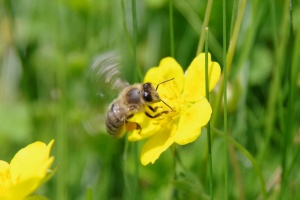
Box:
[90, 51, 129, 91]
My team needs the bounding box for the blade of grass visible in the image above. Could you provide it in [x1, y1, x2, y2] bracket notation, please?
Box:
[169, 1, 178, 199]
[258, 0, 290, 163]
[55, 4, 69, 200]
[280, 0, 294, 198]
[223, 0, 228, 198]
[131, 0, 139, 82]
[86, 185, 93, 200]
[211, 0, 246, 126]
[123, 136, 132, 199]
[212, 127, 267, 198]
[131, 0, 140, 199]
[229, 0, 238, 38]
[205, 27, 214, 200]
[174, 0, 222, 61]
[169, 0, 174, 57]
[286, 0, 300, 182]
[196, 0, 214, 55]
[121, 0, 133, 55]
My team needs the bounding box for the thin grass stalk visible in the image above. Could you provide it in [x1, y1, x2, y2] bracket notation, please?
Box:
[55, 4, 68, 200]
[280, 0, 294, 198]
[54, 66, 68, 199]
[123, 136, 132, 198]
[173, 0, 222, 61]
[259, 0, 290, 162]
[225, 0, 246, 72]
[212, 128, 267, 198]
[205, 27, 214, 200]
[229, 0, 238, 38]
[133, 142, 139, 200]
[234, 0, 266, 78]
[86, 185, 93, 200]
[169, 0, 174, 57]
[222, 0, 228, 198]
[258, 0, 280, 160]
[131, 0, 139, 198]
[169, 1, 178, 199]
[211, 0, 246, 126]
[286, 0, 300, 182]
[121, 0, 133, 55]
[196, 0, 214, 55]
[131, 0, 138, 82]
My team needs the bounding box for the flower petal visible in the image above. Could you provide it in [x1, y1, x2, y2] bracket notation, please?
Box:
[140, 124, 175, 165]
[127, 111, 161, 141]
[0, 160, 9, 171]
[174, 98, 212, 145]
[144, 57, 184, 97]
[2, 177, 41, 200]
[10, 140, 54, 181]
[183, 53, 221, 101]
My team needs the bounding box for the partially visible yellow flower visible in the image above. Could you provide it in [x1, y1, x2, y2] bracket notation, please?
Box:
[128, 53, 221, 165]
[0, 140, 55, 200]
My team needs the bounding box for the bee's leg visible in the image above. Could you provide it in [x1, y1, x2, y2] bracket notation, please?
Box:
[136, 123, 142, 134]
[127, 114, 134, 119]
[145, 111, 169, 118]
[147, 105, 162, 112]
[125, 120, 142, 134]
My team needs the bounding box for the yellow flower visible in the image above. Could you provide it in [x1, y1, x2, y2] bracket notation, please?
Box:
[0, 140, 55, 200]
[128, 53, 220, 165]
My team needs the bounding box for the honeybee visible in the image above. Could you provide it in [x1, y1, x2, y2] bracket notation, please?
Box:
[91, 51, 173, 138]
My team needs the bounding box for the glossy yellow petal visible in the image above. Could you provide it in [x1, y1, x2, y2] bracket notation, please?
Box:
[140, 124, 175, 165]
[174, 98, 212, 145]
[0, 161, 10, 194]
[10, 140, 54, 182]
[2, 177, 41, 200]
[144, 57, 184, 97]
[0, 160, 9, 171]
[183, 53, 221, 101]
[127, 111, 161, 141]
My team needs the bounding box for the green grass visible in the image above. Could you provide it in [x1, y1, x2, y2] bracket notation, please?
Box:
[0, 0, 299, 199]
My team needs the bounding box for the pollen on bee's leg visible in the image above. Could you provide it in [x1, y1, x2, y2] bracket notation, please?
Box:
[125, 121, 141, 131]
[125, 122, 136, 131]
[125, 122, 142, 134]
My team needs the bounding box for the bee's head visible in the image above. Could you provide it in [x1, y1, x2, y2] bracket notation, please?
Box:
[143, 79, 174, 111]
[142, 83, 160, 103]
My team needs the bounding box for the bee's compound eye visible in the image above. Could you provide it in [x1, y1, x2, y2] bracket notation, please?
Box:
[143, 83, 153, 102]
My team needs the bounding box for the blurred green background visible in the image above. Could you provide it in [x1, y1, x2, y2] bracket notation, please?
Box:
[0, 0, 299, 199]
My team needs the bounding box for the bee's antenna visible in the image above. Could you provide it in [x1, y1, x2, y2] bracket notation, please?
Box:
[155, 78, 174, 90]
[161, 99, 173, 111]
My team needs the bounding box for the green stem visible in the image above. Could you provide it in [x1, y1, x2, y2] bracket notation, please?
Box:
[196, 0, 214, 55]
[173, 0, 222, 61]
[212, 128, 267, 198]
[123, 137, 132, 198]
[131, 0, 139, 199]
[205, 27, 214, 200]
[169, 0, 175, 57]
[223, 0, 228, 198]
[169, 1, 178, 199]
[131, 0, 142, 82]
[211, 0, 246, 126]
[171, 145, 178, 200]
[86, 185, 93, 200]
[280, 0, 294, 198]
[133, 142, 139, 200]
[121, 0, 134, 55]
